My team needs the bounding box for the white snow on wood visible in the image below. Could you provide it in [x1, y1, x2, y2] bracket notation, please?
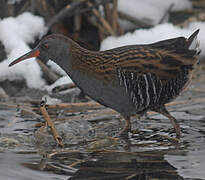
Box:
[0, 12, 47, 89]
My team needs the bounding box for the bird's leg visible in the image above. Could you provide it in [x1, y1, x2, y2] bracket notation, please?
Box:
[154, 105, 181, 139]
[118, 116, 131, 137]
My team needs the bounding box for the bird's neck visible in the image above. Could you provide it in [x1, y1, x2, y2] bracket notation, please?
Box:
[68, 40, 101, 74]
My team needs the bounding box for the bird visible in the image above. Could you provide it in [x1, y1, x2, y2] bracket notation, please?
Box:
[9, 29, 200, 139]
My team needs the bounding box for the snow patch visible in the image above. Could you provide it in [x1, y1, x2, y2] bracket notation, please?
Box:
[118, 0, 192, 25]
[0, 12, 47, 89]
[100, 22, 204, 56]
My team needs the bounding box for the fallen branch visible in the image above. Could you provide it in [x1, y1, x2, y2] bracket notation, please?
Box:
[73, 14, 82, 40]
[177, 11, 205, 27]
[17, 0, 30, 15]
[40, 101, 64, 147]
[37, 59, 60, 84]
[36, 0, 55, 21]
[87, 1, 116, 36]
[158, 3, 174, 24]
[52, 83, 76, 93]
[46, 0, 85, 30]
[111, 0, 118, 32]
[103, 2, 112, 25]
[118, 11, 152, 29]
[46, 101, 102, 110]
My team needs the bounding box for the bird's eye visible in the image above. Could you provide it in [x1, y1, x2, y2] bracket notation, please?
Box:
[41, 43, 49, 50]
[44, 43, 49, 48]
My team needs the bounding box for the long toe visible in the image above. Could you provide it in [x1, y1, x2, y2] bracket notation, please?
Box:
[118, 118, 131, 138]
[175, 124, 181, 139]
[118, 128, 129, 138]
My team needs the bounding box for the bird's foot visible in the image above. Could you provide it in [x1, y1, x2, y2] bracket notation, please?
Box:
[118, 129, 129, 138]
[159, 134, 180, 143]
[175, 125, 181, 139]
[118, 118, 131, 138]
[168, 115, 181, 139]
[153, 106, 181, 140]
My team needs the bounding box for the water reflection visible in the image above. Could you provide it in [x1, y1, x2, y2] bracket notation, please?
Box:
[17, 150, 183, 180]
[0, 152, 68, 180]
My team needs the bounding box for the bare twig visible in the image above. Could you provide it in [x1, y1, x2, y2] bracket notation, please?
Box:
[87, 1, 116, 36]
[118, 11, 152, 28]
[112, 0, 118, 32]
[45, 0, 113, 33]
[30, 0, 37, 13]
[86, 14, 107, 39]
[116, 22, 124, 35]
[0, 0, 8, 18]
[177, 11, 205, 27]
[52, 83, 76, 93]
[46, 101, 101, 110]
[35, 0, 56, 25]
[37, 59, 60, 84]
[46, 0, 85, 30]
[73, 14, 82, 40]
[73, 0, 113, 16]
[104, 3, 112, 24]
[7, 3, 15, 16]
[158, 3, 174, 24]
[17, 0, 30, 15]
[40, 101, 64, 147]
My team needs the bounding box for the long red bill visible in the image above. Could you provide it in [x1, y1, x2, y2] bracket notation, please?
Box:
[8, 48, 40, 67]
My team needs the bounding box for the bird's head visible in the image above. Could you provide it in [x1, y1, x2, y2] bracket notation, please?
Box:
[9, 34, 70, 67]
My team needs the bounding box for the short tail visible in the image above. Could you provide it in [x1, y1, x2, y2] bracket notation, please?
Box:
[150, 29, 201, 68]
[187, 29, 201, 55]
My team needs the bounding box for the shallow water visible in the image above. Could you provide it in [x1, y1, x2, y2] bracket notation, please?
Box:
[1, 83, 205, 180]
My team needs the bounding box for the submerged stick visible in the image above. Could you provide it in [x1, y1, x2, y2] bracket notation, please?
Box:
[40, 101, 64, 147]
[46, 101, 102, 110]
